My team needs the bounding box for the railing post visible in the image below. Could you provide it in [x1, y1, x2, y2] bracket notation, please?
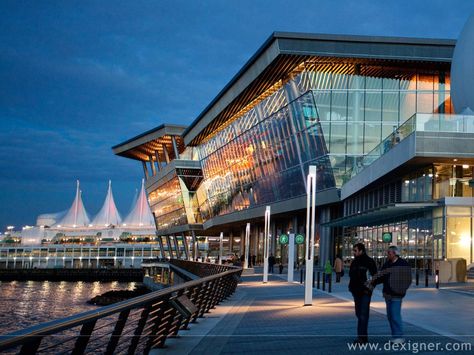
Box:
[19, 337, 42, 355]
[127, 305, 152, 354]
[72, 320, 97, 355]
[105, 309, 130, 355]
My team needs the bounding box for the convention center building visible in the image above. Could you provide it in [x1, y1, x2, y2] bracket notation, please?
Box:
[113, 32, 474, 270]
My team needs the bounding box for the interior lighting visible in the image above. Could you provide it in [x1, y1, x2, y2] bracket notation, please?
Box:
[459, 234, 471, 247]
[463, 164, 469, 169]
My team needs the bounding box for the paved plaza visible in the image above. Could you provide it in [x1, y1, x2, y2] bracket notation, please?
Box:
[152, 268, 474, 354]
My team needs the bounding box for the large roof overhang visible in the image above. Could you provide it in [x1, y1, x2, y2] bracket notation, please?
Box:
[183, 32, 455, 146]
[112, 124, 187, 162]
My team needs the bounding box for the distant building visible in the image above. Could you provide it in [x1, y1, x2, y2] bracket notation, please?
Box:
[19, 179, 156, 246]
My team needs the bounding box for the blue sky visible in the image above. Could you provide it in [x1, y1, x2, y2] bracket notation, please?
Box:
[1, 0, 473, 230]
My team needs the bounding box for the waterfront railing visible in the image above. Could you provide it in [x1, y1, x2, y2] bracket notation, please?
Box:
[0, 260, 241, 354]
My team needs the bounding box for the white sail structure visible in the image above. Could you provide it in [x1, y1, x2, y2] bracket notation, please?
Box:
[123, 179, 155, 227]
[55, 180, 90, 227]
[92, 180, 122, 227]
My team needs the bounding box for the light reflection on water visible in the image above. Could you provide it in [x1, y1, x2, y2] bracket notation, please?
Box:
[0, 281, 136, 335]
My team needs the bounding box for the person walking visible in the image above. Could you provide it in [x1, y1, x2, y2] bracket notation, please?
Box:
[324, 259, 332, 283]
[334, 254, 343, 283]
[349, 243, 377, 344]
[367, 246, 411, 345]
[268, 254, 276, 273]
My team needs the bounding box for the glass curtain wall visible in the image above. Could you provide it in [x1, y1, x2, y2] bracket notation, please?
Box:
[298, 65, 452, 186]
[197, 92, 333, 221]
[446, 206, 473, 264]
[149, 171, 187, 230]
[197, 63, 452, 222]
[342, 216, 436, 269]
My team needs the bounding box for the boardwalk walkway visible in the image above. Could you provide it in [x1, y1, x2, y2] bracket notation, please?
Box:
[152, 270, 474, 354]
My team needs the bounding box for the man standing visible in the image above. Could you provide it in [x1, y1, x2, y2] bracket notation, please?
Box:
[369, 246, 411, 344]
[349, 243, 377, 344]
[334, 254, 343, 283]
[268, 254, 276, 273]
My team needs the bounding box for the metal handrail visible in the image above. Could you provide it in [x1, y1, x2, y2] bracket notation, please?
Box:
[0, 260, 242, 354]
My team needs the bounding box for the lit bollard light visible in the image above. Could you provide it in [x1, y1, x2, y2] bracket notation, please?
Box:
[435, 269, 440, 289]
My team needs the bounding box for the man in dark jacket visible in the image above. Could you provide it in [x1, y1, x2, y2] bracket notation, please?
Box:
[349, 243, 377, 344]
[369, 246, 411, 344]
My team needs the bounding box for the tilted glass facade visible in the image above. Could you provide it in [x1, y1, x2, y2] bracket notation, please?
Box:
[149, 171, 187, 230]
[196, 63, 452, 222]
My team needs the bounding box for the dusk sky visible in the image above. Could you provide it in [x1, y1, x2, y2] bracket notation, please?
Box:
[1, 0, 474, 231]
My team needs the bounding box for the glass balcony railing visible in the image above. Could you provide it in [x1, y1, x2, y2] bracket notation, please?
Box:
[350, 113, 474, 178]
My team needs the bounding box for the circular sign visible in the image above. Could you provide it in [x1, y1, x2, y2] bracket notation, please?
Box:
[279, 234, 289, 245]
[295, 234, 305, 244]
[382, 232, 392, 243]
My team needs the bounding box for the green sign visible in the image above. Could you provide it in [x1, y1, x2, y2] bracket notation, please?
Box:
[295, 234, 305, 244]
[279, 234, 289, 245]
[382, 232, 392, 243]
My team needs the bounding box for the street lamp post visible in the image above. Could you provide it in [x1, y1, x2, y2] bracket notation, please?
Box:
[244, 223, 250, 269]
[288, 232, 295, 282]
[219, 232, 224, 265]
[305, 165, 317, 306]
[263, 206, 271, 283]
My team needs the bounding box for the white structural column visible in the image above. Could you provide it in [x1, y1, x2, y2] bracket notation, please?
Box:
[305, 166, 317, 306]
[244, 223, 250, 269]
[288, 233, 295, 282]
[263, 206, 271, 283]
[192, 231, 198, 261]
[219, 232, 224, 265]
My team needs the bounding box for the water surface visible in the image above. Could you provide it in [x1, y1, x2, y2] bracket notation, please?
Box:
[0, 280, 136, 334]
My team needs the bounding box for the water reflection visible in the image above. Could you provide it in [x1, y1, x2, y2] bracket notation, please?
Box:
[0, 281, 135, 334]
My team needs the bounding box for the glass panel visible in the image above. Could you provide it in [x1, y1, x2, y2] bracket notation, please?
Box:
[446, 217, 471, 261]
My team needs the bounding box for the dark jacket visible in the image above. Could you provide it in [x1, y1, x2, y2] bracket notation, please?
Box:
[349, 253, 377, 296]
[372, 257, 411, 298]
